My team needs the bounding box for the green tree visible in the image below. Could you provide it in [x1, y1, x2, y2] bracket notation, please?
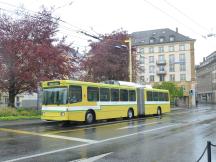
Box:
[153, 82, 183, 104]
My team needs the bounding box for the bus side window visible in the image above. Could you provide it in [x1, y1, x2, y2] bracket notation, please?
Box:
[164, 93, 169, 101]
[69, 86, 82, 103]
[100, 88, 110, 101]
[120, 89, 128, 101]
[158, 92, 163, 101]
[87, 87, 99, 101]
[129, 90, 136, 101]
[111, 89, 119, 101]
[153, 92, 159, 101]
[147, 91, 153, 101]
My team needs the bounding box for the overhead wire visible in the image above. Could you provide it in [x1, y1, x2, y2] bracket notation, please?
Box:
[163, 0, 210, 33]
[143, 0, 205, 38]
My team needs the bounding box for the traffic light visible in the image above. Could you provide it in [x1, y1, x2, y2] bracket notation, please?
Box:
[189, 89, 193, 96]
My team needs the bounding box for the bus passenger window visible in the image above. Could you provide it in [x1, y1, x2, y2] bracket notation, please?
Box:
[129, 90, 136, 101]
[69, 86, 82, 103]
[153, 92, 159, 101]
[147, 91, 153, 101]
[111, 89, 119, 101]
[158, 92, 163, 101]
[87, 87, 99, 101]
[164, 93, 169, 101]
[120, 89, 128, 101]
[100, 88, 110, 101]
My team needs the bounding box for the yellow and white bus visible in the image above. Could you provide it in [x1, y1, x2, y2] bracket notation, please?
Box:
[41, 80, 170, 124]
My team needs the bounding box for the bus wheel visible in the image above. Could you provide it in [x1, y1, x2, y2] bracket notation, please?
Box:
[85, 111, 95, 124]
[128, 109, 134, 119]
[157, 107, 162, 116]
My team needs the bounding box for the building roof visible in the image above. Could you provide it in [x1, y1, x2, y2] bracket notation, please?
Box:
[131, 28, 195, 46]
[196, 51, 216, 69]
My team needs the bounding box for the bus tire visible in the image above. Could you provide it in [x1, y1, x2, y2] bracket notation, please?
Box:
[157, 107, 162, 116]
[128, 108, 134, 119]
[85, 110, 95, 124]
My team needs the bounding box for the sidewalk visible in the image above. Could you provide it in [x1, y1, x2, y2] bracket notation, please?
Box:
[0, 119, 54, 127]
[171, 106, 188, 111]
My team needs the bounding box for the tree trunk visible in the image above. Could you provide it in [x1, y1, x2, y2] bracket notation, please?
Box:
[8, 85, 16, 107]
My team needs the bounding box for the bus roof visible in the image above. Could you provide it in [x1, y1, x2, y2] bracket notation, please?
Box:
[41, 80, 169, 92]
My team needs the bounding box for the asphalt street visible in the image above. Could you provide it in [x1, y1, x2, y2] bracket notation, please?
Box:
[1, 104, 216, 162]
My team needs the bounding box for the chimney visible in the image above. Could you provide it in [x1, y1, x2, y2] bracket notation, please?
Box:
[176, 27, 178, 33]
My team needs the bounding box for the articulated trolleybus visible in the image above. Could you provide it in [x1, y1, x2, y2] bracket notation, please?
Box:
[41, 80, 170, 124]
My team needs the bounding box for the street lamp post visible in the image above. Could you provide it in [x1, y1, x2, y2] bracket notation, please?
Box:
[125, 37, 132, 82]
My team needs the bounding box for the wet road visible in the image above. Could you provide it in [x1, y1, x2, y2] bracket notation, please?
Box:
[1, 104, 216, 162]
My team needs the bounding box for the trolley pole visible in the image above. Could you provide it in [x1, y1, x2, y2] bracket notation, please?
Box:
[207, 141, 211, 162]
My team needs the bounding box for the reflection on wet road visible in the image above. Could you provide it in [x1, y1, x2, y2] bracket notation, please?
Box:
[1, 105, 216, 162]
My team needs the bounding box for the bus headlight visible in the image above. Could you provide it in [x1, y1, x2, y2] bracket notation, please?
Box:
[60, 112, 65, 116]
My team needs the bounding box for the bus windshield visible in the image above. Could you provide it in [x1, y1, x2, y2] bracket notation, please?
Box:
[43, 87, 67, 105]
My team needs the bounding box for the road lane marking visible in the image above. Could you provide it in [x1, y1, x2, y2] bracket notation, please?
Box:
[41, 134, 97, 144]
[70, 152, 113, 162]
[118, 121, 160, 130]
[0, 128, 97, 144]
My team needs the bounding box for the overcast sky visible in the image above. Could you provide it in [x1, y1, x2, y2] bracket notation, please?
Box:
[1, 0, 216, 65]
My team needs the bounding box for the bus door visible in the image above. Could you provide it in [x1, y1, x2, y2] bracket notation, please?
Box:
[137, 87, 145, 116]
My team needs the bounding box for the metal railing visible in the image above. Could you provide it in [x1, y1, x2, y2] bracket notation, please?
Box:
[196, 141, 216, 162]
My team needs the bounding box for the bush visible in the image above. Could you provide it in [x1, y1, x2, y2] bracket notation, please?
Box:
[0, 107, 41, 117]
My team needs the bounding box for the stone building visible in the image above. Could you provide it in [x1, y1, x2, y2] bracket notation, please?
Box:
[131, 28, 196, 107]
[196, 51, 216, 104]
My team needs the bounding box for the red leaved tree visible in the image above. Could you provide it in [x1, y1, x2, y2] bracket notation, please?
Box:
[0, 9, 77, 107]
[81, 29, 137, 82]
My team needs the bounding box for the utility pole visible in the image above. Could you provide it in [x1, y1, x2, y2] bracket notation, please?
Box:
[125, 37, 132, 82]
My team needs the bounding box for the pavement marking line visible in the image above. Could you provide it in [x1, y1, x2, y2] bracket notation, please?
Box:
[118, 121, 160, 130]
[0, 128, 97, 144]
[41, 134, 97, 144]
[70, 152, 113, 162]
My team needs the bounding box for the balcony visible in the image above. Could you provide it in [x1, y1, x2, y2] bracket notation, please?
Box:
[156, 60, 166, 65]
[157, 70, 166, 75]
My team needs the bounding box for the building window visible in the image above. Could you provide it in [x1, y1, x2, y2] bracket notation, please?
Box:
[180, 74, 186, 81]
[149, 38, 155, 44]
[158, 46, 164, 53]
[170, 74, 175, 81]
[4, 97, 9, 104]
[180, 64, 186, 71]
[140, 66, 145, 73]
[158, 55, 164, 62]
[159, 75, 165, 81]
[140, 56, 145, 64]
[179, 44, 185, 51]
[150, 75, 154, 82]
[159, 37, 164, 43]
[169, 54, 175, 64]
[169, 64, 175, 72]
[169, 46, 174, 52]
[149, 56, 154, 63]
[140, 76, 145, 82]
[149, 47, 154, 53]
[149, 65, 155, 73]
[179, 53, 185, 62]
[159, 65, 165, 72]
[139, 47, 144, 54]
[169, 36, 175, 42]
